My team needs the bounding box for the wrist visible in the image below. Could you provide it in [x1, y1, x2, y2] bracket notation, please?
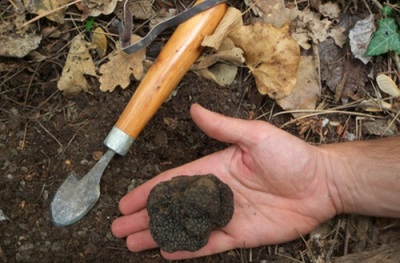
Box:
[318, 146, 346, 216]
[320, 138, 400, 218]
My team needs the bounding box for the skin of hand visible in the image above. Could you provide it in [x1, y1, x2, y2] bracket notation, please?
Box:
[111, 104, 341, 260]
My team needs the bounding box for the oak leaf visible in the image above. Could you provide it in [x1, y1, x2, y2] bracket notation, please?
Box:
[229, 23, 300, 99]
[99, 35, 145, 92]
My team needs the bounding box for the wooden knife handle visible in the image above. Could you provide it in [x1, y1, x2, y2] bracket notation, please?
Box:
[115, 0, 226, 138]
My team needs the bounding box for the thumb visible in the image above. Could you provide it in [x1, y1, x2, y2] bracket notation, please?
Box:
[190, 104, 272, 147]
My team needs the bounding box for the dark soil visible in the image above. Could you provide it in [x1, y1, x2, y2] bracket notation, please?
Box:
[1, 0, 400, 262]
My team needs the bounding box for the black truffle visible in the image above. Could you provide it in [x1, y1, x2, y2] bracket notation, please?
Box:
[147, 174, 234, 253]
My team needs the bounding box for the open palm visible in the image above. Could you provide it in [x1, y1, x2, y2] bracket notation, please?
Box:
[112, 104, 338, 260]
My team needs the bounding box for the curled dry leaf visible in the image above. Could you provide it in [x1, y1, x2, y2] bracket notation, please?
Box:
[277, 56, 320, 116]
[99, 35, 145, 92]
[92, 27, 108, 57]
[376, 74, 400, 98]
[360, 99, 392, 112]
[202, 7, 243, 50]
[57, 35, 97, 95]
[197, 38, 244, 69]
[349, 15, 375, 64]
[229, 23, 300, 99]
[194, 38, 244, 87]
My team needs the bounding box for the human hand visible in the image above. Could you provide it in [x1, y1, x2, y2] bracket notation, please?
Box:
[111, 104, 340, 260]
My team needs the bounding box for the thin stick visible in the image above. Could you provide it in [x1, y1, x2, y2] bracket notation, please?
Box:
[275, 109, 385, 129]
[21, 0, 82, 28]
[392, 52, 400, 76]
[37, 121, 63, 148]
[370, 0, 383, 10]
[382, 110, 400, 136]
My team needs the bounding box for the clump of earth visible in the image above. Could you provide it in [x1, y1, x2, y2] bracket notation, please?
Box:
[147, 174, 234, 253]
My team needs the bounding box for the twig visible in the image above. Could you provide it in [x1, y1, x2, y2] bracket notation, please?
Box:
[392, 52, 400, 76]
[370, 0, 383, 10]
[271, 109, 385, 129]
[21, 0, 82, 28]
[382, 110, 400, 136]
[326, 219, 341, 261]
[20, 122, 28, 151]
[37, 121, 63, 148]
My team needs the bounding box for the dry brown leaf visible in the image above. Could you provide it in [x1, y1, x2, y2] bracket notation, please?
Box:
[361, 99, 393, 112]
[229, 23, 300, 99]
[57, 35, 97, 94]
[318, 1, 340, 19]
[197, 38, 244, 69]
[0, 34, 42, 58]
[115, 0, 153, 21]
[197, 64, 238, 87]
[0, 13, 42, 57]
[99, 35, 145, 92]
[23, 0, 69, 23]
[277, 56, 320, 116]
[92, 27, 108, 58]
[245, 0, 298, 28]
[194, 38, 243, 87]
[41, 26, 62, 38]
[349, 15, 375, 64]
[202, 7, 243, 50]
[77, 0, 121, 18]
[376, 74, 400, 97]
[291, 8, 346, 49]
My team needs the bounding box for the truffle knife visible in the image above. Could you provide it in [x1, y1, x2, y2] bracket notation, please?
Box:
[50, 0, 227, 227]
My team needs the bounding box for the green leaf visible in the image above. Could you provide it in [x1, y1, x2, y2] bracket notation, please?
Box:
[366, 18, 400, 56]
[381, 5, 394, 17]
[85, 17, 95, 32]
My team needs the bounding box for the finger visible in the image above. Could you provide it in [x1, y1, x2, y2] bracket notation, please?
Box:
[111, 208, 149, 238]
[160, 230, 237, 260]
[126, 230, 158, 252]
[190, 104, 269, 148]
[118, 149, 232, 215]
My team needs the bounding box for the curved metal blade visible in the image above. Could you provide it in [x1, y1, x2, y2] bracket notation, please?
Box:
[51, 149, 116, 227]
[121, 0, 228, 54]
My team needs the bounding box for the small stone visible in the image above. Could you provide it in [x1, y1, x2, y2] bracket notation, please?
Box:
[51, 241, 64, 252]
[0, 209, 9, 221]
[42, 190, 49, 201]
[20, 166, 28, 173]
[92, 151, 103, 161]
[10, 107, 19, 116]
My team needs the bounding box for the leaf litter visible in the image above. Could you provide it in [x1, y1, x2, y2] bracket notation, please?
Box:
[57, 35, 97, 94]
[2, 0, 400, 261]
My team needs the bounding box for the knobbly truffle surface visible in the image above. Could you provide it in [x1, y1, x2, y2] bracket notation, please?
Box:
[147, 174, 234, 253]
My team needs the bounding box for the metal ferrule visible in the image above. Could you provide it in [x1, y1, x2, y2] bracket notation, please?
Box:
[103, 126, 135, 156]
